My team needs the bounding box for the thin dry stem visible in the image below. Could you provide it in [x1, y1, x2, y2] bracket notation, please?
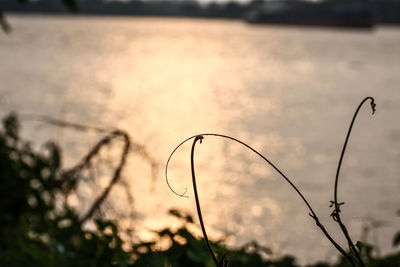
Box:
[332, 96, 375, 267]
[190, 135, 220, 266]
[166, 133, 355, 266]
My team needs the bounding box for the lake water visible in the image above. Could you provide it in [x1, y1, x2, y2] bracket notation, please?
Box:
[1, 15, 399, 264]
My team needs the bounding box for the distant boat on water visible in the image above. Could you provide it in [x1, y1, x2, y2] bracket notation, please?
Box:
[244, 0, 376, 28]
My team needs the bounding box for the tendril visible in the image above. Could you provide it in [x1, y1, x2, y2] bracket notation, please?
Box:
[165, 133, 355, 266]
[165, 97, 376, 267]
[332, 96, 375, 267]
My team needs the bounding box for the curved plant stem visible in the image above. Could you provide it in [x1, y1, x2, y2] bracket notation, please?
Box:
[333, 96, 375, 267]
[78, 130, 131, 223]
[190, 135, 219, 266]
[19, 115, 131, 223]
[166, 133, 356, 266]
[20, 114, 158, 224]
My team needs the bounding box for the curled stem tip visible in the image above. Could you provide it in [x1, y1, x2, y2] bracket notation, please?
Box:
[164, 135, 204, 198]
[364, 96, 376, 115]
[165, 135, 198, 198]
[196, 135, 204, 143]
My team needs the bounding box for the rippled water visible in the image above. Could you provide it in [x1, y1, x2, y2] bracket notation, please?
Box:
[1, 15, 400, 264]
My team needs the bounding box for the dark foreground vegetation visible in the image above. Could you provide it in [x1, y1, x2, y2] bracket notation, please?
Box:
[1, 112, 399, 266]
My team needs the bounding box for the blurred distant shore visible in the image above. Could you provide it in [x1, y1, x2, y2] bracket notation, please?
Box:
[1, 0, 400, 26]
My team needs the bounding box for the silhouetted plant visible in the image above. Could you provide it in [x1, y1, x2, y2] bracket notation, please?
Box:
[0, 113, 133, 266]
[19, 114, 158, 224]
[329, 97, 375, 267]
[166, 97, 377, 267]
[1, 111, 399, 266]
[0, 113, 157, 266]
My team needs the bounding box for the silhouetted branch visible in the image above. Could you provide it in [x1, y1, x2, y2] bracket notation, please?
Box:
[166, 133, 355, 266]
[190, 135, 220, 266]
[21, 114, 113, 134]
[20, 114, 157, 224]
[332, 96, 375, 267]
[78, 130, 130, 223]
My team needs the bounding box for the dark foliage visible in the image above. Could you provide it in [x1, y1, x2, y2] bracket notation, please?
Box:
[0, 113, 132, 266]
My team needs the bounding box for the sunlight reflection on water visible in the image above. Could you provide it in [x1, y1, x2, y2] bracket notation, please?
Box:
[1, 15, 400, 264]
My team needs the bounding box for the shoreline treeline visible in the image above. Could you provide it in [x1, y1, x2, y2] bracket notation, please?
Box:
[1, 0, 400, 25]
